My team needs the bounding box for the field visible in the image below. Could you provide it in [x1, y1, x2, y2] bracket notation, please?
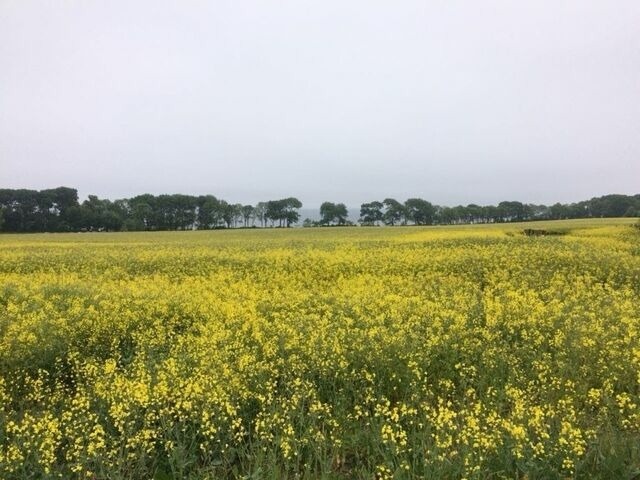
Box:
[1, 218, 639, 479]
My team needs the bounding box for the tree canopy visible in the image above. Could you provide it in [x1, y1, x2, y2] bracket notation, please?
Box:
[320, 202, 349, 225]
[0, 188, 303, 232]
[0, 187, 637, 233]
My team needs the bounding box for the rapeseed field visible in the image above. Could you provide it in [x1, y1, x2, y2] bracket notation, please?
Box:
[1, 218, 639, 479]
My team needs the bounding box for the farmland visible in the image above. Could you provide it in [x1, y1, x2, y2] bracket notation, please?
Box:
[1, 218, 639, 479]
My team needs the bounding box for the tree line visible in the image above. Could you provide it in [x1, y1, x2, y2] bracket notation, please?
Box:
[0, 188, 302, 232]
[0, 187, 638, 232]
[352, 195, 640, 226]
[310, 195, 640, 227]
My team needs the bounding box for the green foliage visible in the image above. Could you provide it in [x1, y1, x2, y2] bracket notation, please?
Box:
[0, 220, 639, 478]
[0, 188, 638, 233]
[320, 202, 348, 225]
[382, 198, 405, 226]
[359, 201, 383, 226]
[404, 198, 435, 225]
[265, 198, 303, 227]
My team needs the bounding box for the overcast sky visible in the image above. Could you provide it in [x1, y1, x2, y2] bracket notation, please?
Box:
[1, 1, 638, 207]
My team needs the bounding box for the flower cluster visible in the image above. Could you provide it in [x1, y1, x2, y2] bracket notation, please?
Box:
[0, 218, 638, 478]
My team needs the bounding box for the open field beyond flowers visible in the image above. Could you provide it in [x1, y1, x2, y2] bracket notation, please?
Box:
[1, 218, 639, 479]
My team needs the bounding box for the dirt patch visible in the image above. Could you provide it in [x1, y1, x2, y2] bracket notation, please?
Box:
[522, 228, 567, 237]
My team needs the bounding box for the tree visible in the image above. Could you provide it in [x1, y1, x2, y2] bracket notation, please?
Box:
[231, 204, 243, 228]
[320, 202, 348, 225]
[359, 201, 383, 226]
[49, 187, 79, 231]
[255, 202, 267, 227]
[404, 198, 435, 225]
[550, 202, 568, 220]
[196, 195, 220, 229]
[483, 205, 499, 223]
[334, 203, 348, 225]
[172, 195, 198, 230]
[282, 197, 302, 227]
[266, 200, 284, 227]
[382, 198, 405, 226]
[497, 201, 530, 222]
[241, 205, 255, 227]
[154, 195, 175, 229]
[264, 198, 302, 227]
[589, 194, 638, 218]
[220, 201, 234, 228]
[0, 187, 637, 232]
[0, 189, 39, 232]
[319, 202, 334, 225]
[77, 195, 126, 231]
[128, 194, 157, 230]
[464, 204, 482, 224]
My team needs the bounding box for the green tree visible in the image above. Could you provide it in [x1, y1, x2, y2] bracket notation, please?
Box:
[0, 189, 38, 232]
[320, 202, 348, 225]
[241, 205, 255, 227]
[128, 194, 157, 230]
[196, 195, 217, 229]
[265, 198, 302, 227]
[230, 204, 243, 228]
[265, 200, 283, 227]
[79, 195, 127, 231]
[497, 201, 530, 222]
[218, 201, 233, 228]
[255, 202, 267, 227]
[359, 201, 383, 226]
[382, 198, 405, 226]
[282, 197, 302, 227]
[404, 198, 435, 225]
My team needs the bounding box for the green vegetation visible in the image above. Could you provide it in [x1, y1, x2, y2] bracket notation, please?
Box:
[0, 219, 639, 478]
[0, 187, 638, 233]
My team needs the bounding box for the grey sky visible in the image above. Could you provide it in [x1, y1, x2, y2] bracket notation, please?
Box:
[1, 1, 638, 207]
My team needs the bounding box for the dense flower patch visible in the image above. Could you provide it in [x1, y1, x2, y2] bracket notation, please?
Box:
[0, 219, 639, 479]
